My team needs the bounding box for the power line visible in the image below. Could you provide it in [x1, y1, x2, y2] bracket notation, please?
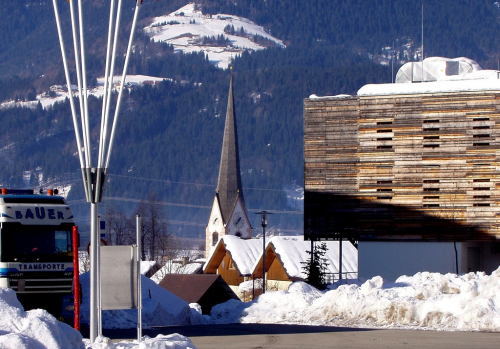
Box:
[107, 173, 299, 193]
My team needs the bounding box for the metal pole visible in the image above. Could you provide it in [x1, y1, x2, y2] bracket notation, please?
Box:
[339, 240, 343, 282]
[255, 211, 271, 294]
[89, 202, 98, 342]
[72, 226, 80, 331]
[97, 215, 102, 336]
[136, 215, 142, 342]
[262, 223, 266, 294]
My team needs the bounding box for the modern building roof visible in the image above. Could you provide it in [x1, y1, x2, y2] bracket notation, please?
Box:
[215, 75, 245, 223]
[308, 57, 500, 98]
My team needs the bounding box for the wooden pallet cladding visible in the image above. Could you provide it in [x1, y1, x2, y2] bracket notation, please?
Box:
[304, 91, 500, 242]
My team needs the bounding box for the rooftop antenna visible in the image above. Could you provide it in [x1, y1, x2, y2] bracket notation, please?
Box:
[421, 3, 424, 82]
[392, 40, 395, 83]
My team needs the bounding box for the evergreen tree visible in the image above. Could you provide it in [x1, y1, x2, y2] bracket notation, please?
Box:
[301, 242, 329, 290]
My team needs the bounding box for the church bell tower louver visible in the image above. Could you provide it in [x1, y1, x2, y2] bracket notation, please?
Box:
[206, 74, 252, 257]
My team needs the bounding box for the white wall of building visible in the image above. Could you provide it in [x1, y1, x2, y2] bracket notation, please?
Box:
[358, 241, 462, 281]
[359, 241, 500, 281]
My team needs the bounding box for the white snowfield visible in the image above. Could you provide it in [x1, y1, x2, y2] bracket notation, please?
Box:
[143, 3, 285, 69]
[0, 75, 169, 111]
[211, 267, 500, 332]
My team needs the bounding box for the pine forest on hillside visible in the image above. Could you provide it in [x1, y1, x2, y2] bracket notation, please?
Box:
[1, 1, 500, 240]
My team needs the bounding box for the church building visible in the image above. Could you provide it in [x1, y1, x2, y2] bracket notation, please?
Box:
[206, 75, 252, 257]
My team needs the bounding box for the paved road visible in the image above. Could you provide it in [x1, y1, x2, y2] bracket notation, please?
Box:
[82, 323, 500, 349]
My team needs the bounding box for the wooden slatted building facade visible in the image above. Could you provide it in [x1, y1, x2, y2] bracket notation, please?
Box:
[304, 91, 500, 243]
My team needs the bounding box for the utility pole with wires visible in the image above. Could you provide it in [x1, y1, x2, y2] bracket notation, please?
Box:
[51, 0, 145, 343]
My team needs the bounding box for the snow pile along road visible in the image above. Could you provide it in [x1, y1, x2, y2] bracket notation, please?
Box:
[0, 281, 198, 348]
[210, 267, 500, 331]
[0, 287, 84, 349]
[80, 272, 206, 329]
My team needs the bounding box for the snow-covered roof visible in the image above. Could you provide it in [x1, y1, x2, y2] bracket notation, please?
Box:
[395, 57, 484, 83]
[253, 236, 358, 280]
[151, 261, 204, 284]
[204, 235, 262, 276]
[358, 57, 500, 96]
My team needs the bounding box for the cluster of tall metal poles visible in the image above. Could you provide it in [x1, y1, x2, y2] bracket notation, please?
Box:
[51, 0, 142, 343]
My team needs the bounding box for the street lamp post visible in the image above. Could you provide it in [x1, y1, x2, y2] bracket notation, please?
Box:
[256, 211, 272, 294]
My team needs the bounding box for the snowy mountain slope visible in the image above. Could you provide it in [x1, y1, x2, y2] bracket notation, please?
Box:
[0, 75, 168, 111]
[143, 3, 285, 69]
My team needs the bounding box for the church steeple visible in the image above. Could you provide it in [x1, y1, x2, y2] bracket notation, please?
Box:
[206, 72, 252, 257]
[216, 74, 245, 223]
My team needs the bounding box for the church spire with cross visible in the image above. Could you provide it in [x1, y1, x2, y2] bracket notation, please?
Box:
[205, 71, 252, 257]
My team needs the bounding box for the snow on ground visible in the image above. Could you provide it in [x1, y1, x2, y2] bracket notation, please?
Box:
[2, 268, 500, 348]
[79, 272, 206, 329]
[143, 3, 285, 69]
[0, 288, 83, 349]
[211, 267, 500, 332]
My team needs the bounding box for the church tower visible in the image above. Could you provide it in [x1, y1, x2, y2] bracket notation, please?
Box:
[206, 74, 252, 257]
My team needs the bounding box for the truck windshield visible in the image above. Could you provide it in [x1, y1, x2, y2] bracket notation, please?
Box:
[1, 224, 73, 262]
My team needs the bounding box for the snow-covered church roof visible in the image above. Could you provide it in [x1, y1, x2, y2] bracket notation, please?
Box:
[357, 57, 500, 96]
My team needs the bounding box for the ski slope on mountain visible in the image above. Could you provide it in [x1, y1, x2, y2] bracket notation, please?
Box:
[143, 3, 285, 69]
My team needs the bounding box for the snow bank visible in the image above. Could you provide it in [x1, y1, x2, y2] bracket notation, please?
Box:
[83, 334, 197, 349]
[0, 288, 84, 349]
[210, 267, 500, 331]
[80, 273, 204, 329]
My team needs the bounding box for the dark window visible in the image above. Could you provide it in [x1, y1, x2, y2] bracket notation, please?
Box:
[473, 203, 490, 207]
[377, 129, 392, 133]
[473, 134, 490, 138]
[423, 144, 440, 148]
[423, 180, 440, 183]
[473, 179, 490, 182]
[473, 195, 490, 199]
[423, 188, 440, 192]
[473, 143, 490, 146]
[377, 197, 391, 200]
[423, 128, 439, 131]
[377, 188, 393, 192]
[473, 126, 490, 129]
[377, 121, 393, 125]
[377, 145, 393, 149]
[423, 119, 440, 123]
[473, 187, 490, 191]
[377, 137, 392, 141]
[423, 196, 439, 199]
[472, 118, 489, 121]
[423, 204, 440, 207]
[377, 180, 393, 184]
[424, 136, 439, 140]
[212, 232, 219, 246]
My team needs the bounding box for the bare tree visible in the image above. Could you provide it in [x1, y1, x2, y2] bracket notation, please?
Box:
[104, 204, 133, 245]
[134, 192, 171, 263]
